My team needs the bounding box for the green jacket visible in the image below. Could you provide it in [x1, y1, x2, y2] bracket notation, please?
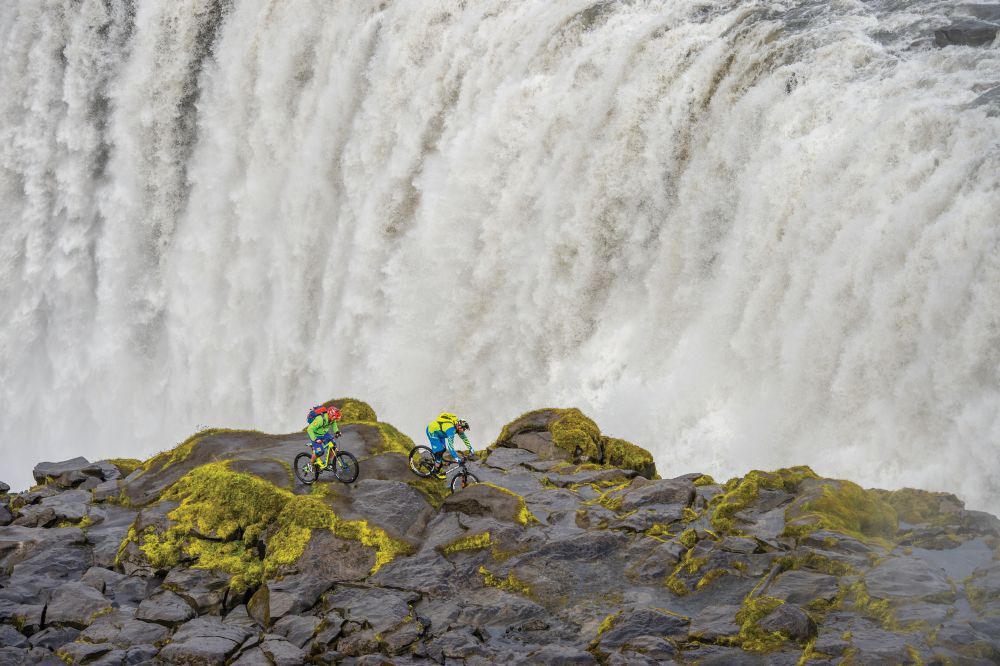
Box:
[307, 412, 340, 441]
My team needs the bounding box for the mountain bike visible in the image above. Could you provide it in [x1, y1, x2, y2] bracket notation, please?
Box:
[407, 446, 479, 493]
[294, 438, 359, 485]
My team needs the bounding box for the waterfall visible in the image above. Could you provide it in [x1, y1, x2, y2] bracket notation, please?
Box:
[2, 0, 998, 511]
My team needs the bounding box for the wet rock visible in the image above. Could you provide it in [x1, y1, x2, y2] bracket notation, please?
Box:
[259, 635, 307, 666]
[348, 480, 435, 541]
[28, 626, 79, 650]
[766, 570, 841, 605]
[91, 481, 121, 503]
[482, 447, 540, 471]
[720, 536, 760, 554]
[0, 602, 44, 635]
[597, 608, 690, 649]
[0, 505, 11, 527]
[436, 627, 486, 658]
[758, 603, 816, 642]
[163, 566, 233, 615]
[79, 567, 152, 610]
[441, 483, 530, 524]
[32, 458, 91, 487]
[689, 604, 740, 641]
[848, 624, 927, 664]
[157, 616, 253, 665]
[865, 556, 955, 602]
[78, 610, 170, 647]
[0, 482, 9, 495]
[620, 478, 695, 511]
[337, 628, 381, 656]
[935, 19, 999, 47]
[323, 586, 416, 634]
[272, 614, 321, 648]
[369, 550, 454, 595]
[135, 589, 197, 626]
[527, 645, 598, 664]
[56, 641, 114, 663]
[0, 625, 28, 648]
[44, 582, 112, 629]
[382, 620, 423, 655]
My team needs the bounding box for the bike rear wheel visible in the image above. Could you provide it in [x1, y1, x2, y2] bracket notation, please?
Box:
[293, 452, 318, 485]
[449, 470, 480, 494]
[408, 446, 437, 478]
[333, 451, 360, 484]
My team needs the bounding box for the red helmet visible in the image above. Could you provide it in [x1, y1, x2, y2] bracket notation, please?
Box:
[328, 406, 342, 421]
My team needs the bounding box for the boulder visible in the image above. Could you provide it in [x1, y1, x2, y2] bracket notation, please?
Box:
[78, 610, 170, 647]
[689, 605, 741, 641]
[347, 480, 435, 541]
[43, 583, 112, 629]
[0, 505, 11, 527]
[157, 616, 253, 665]
[258, 635, 307, 666]
[163, 567, 233, 615]
[0, 625, 28, 648]
[323, 586, 416, 634]
[248, 572, 331, 628]
[482, 447, 540, 471]
[865, 556, 955, 602]
[27, 626, 79, 650]
[56, 641, 114, 664]
[757, 603, 817, 642]
[766, 570, 841, 606]
[597, 608, 690, 648]
[527, 645, 598, 664]
[935, 19, 998, 47]
[0, 482, 9, 495]
[135, 589, 197, 626]
[441, 483, 531, 524]
[620, 478, 695, 511]
[271, 614, 321, 648]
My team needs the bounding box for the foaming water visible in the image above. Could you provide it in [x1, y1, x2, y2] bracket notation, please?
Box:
[1, 0, 998, 510]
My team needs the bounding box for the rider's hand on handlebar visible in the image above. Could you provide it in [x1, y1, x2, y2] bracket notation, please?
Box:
[334, 431, 342, 439]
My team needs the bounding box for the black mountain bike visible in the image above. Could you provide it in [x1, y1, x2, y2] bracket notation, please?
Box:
[294, 439, 359, 485]
[407, 446, 479, 493]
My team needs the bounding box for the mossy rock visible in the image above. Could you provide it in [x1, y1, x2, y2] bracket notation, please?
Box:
[321, 397, 378, 423]
[495, 408, 656, 478]
[870, 487, 964, 525]
[710, 467, 820, 535]
[602, 437, 656, 479]
[116, 461, 410, 592]
[784, 479, 898, 544]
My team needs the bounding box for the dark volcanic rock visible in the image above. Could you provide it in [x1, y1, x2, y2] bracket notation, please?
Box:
[44, 582, 112, 629]
[758, 603, 816, 642]
[347, 480, 435, 541]
[689, 604, 740, 641]
[157, 616, 253, 664]
[440, 483, 530, 524]
[78, 609, 170, 647]
[135, 589, 198, 626]
[935, 19, 999, 47]
[865, 556, 955, 602]
[766, 570, 841, 606]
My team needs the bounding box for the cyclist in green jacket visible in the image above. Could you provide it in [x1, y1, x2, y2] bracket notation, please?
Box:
[307, 406, 342, 467]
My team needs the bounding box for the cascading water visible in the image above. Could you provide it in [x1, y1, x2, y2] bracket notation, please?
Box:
[1, 0, 998, 510]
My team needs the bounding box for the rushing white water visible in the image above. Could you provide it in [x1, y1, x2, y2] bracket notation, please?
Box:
[1, 0, 998, 509]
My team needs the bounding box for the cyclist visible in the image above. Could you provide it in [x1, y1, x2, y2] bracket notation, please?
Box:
[307, 405, 342, 467]
[426, 413, 474, 478]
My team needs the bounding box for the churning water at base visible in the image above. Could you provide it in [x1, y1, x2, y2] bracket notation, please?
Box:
[1, 0, 998, 509]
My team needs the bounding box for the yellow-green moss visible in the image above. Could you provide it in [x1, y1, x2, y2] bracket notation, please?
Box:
[694, 474, 717, 487]
[696, 568, 729, 590]
[846, 580, 896, 630]
[711, 467, 820, 534]
[479, 565, 532, 597]
[784, 481, 897, 544]
[682, 507, 700, 523]
[736, 595, 787, 651]
[678, 528, 699, 549]
[103, 458, 142, 478]
[118, 462, 410, 592]
[405, 475, 451, 509]
[480, 482, 538, 526]
[322, 397, 378, 423]
[646, 523, 673, 540]
[666, 576, 690, 596]
[596, 611, 620, 637]
[438, 531, 492, 556]
[601, 436, 656, 477]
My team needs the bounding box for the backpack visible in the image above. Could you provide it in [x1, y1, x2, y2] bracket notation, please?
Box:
[307, 405, 342, 424]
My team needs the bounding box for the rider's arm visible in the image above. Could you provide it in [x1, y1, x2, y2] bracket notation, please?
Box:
[330, 416, 340, 435]
[458, 431, 473, 453]
[445, 430, 459, 460]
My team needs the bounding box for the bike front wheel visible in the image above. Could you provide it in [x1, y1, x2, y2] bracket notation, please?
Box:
[449, 471, 480, 494]
[408, 446, 437, 478]
[333, 451, 359, 484]
[293, 452, 318, 485]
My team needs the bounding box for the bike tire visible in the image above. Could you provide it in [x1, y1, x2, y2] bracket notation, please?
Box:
[449, 471, 480, 494]
[293, 452, 318, 485]
[408, 446, 437, 478]
[333, 451, 360, 484]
